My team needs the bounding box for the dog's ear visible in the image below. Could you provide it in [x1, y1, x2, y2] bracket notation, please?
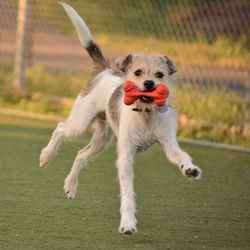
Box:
[164, 56, 177, 75]
[115, 54, 133, 72]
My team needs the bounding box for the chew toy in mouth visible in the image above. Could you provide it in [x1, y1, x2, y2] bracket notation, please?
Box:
[123, 80, 169, 106]
[140, 96, 154, 103]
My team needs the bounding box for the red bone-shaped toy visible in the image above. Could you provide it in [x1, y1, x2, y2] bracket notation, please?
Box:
[123, 80, 169, 106]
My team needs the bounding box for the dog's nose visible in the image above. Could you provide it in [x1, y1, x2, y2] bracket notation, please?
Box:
[144, 80, 155, 91]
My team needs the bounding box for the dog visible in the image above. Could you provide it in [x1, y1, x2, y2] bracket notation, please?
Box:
[39, 2, 202, 235]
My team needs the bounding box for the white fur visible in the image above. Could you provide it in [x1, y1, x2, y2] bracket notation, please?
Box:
[59, 2, 93, 46]
[40, 70, 202, 234]
[40, 3, 202, 235]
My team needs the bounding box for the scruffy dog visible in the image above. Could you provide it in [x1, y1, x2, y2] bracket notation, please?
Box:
[40, 3, 202, 235]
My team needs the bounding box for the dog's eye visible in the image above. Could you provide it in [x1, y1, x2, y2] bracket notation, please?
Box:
[134, 70, 143, 77]
[155, 72, 164, 79]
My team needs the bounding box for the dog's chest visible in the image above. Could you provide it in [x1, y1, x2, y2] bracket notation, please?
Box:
[130, 118, 158, 152]
[135, 136, 156, 152]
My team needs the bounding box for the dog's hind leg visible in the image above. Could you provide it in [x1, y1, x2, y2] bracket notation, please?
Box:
[40, 95, 101, 168]
[39, 122, 65, 168]
[64, 117, 113, 199]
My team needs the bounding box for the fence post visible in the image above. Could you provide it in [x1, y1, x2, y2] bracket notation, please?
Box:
[244, 62, 250, 136]
[246, 65, 250, 121]
[14, 0, 30, 92]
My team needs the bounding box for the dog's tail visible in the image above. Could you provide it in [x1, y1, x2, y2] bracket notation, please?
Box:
[59, 2, 109, 72]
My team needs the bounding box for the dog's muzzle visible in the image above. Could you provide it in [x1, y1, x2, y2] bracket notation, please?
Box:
[143, 80, 155, 91]
[141, 80, 155, 103]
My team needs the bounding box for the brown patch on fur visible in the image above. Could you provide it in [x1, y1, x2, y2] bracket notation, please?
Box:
[108, 85, 123, 128]
[96, 111, 106, 121]
[164, 56, 177, 75]
[115, 54, 133, 72]
[111, 69, 126, 78]
[80, 74, 102, 97]
[86, 41, 110, 73]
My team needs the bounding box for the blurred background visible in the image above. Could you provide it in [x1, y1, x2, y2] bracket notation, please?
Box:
[0, 0, 249, 147]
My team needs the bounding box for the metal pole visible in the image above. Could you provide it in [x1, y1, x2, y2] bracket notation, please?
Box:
[14, 0, 30, 92]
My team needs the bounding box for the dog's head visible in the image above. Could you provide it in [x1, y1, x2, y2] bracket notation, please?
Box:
[115, 54, 177, 106]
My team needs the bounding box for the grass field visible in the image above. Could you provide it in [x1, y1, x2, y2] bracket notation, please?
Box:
[0, 114, 249, 250]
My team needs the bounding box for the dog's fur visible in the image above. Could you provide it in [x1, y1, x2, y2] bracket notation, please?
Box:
[40, 3, 202, 235]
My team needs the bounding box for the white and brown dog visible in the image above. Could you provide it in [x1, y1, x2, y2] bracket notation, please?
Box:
[40, 3, 202, 235]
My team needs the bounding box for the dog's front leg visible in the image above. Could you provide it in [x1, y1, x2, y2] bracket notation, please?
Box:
[159, 139, 202, 180]
[156, 110, 202, 180]
[117, 140, 137, 235]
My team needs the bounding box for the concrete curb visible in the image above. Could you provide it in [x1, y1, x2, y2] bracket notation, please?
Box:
[0, 108, 64, 122]
[179, 138, 250, 154]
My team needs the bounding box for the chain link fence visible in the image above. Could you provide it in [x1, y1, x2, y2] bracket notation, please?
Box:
[0, 0, 250, 145]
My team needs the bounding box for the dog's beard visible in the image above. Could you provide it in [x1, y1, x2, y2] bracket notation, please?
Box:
[134, 99, 158, 114]
[133, 85, 157, 112]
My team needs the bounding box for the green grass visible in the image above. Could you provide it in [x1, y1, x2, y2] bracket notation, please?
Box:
[173, 84, 249, 147]
[0, 65, 90, 98]
[0, 114, 250, 250]
[95, 34, 249, 69]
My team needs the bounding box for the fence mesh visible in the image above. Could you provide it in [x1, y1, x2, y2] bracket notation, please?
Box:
[0, 0, 250, 145]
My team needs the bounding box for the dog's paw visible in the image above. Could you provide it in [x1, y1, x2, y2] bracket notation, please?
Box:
[64, 175, 78, 199]
[119, 214, 137, 235]
[39, 147, 54, 168]
[181, 164, 202, 180]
